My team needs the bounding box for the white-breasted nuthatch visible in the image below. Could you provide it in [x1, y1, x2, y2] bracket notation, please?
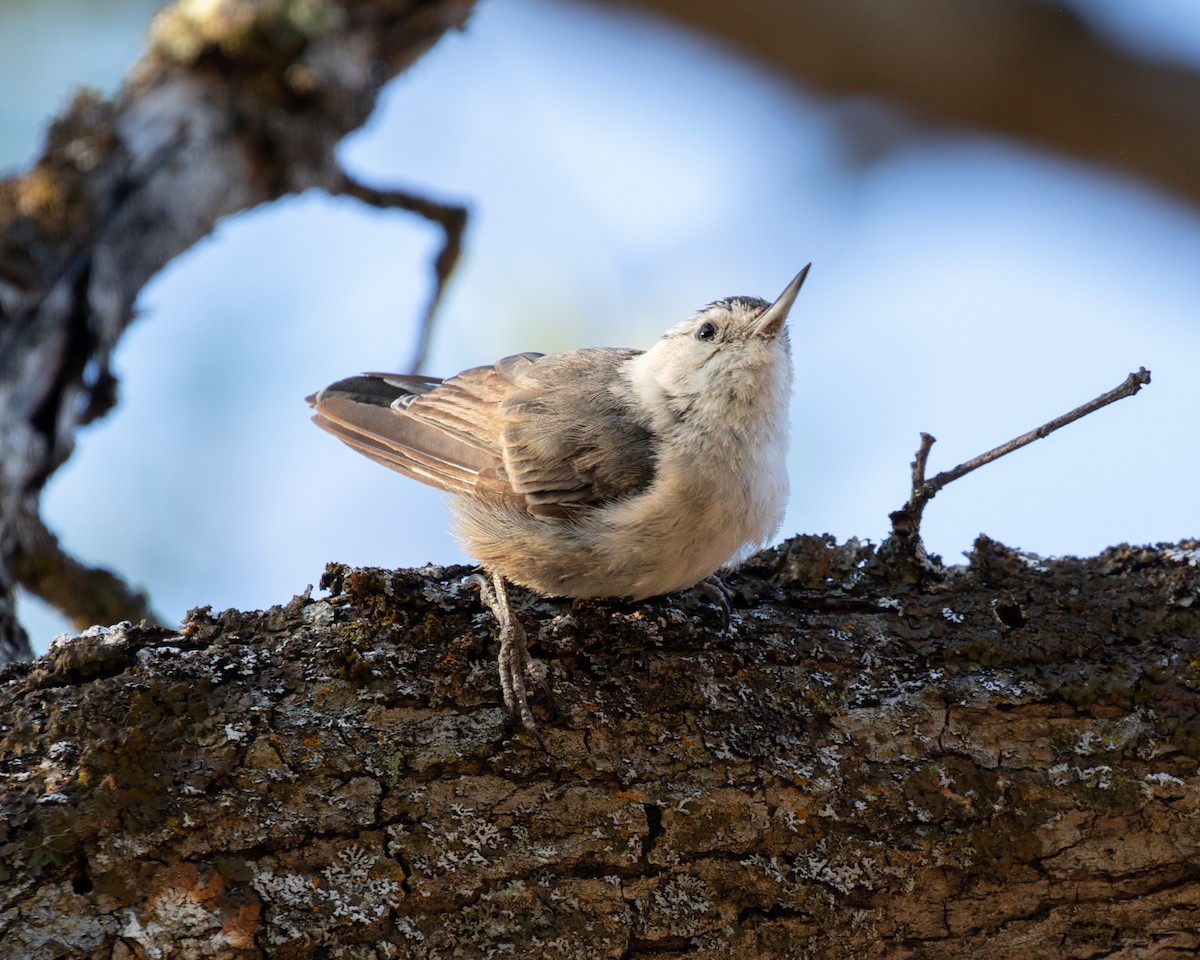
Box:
[308, 265, 809, 738]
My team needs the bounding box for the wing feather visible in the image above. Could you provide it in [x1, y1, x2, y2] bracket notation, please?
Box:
[308, 348, 658, 516]
[496, 348, 657, 515]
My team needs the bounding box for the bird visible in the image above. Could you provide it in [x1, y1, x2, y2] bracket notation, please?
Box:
[308, 265, 809, 739]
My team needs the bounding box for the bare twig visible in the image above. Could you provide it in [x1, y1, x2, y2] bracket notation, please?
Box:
[331, 173, 469, 374]
[910, 432, 935, 502]
[884, 367, 1152, 567]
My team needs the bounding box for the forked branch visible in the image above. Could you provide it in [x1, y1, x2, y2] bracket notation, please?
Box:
[885, 366, 1152, 563]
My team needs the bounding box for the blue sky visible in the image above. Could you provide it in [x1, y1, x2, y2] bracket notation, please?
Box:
[3, 0, 1199, 652]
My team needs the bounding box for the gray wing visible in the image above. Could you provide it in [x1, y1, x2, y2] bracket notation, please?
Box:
[307, 348, 657, 517]
[496, 348, 657, 516]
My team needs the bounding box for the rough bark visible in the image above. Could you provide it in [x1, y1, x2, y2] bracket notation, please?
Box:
[2, 535, 1199, 958]
[0, 0, 473, 659]
[2, 6, 1198, 951]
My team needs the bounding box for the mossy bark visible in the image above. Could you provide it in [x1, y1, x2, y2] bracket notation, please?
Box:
[3, 535, 1199, 958]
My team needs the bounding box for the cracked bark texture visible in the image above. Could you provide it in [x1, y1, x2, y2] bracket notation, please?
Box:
[3, 535, 1200, 958]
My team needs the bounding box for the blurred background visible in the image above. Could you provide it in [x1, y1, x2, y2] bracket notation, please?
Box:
[2, 0, 1198, 655]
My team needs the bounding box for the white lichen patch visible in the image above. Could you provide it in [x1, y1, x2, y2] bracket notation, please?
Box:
[408, 804, 505, 878]
[1161, 544, 1200, 567]
[745, 837, 925, 900]
[115, 865, 260, 960]
[1048, 762, 1148, 803]
[635, 873, 717, 939]
[49, 621, 136, 652]
[301, 600, 336, 626]
[1016, 551, 1051, 572]
[1143, 771, 1189, 800]
[252, 844, 405, 945]
[121, 889, 222, 959]
[433, 876, 628, 959]
[796, 851, 870, 894]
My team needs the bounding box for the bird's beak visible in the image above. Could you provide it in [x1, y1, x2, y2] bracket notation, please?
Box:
[754, 263, 810, 339]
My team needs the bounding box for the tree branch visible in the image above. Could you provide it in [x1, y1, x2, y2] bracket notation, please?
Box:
[882, 367, 1152, 571]
[11, 506, 161, 631]
[605, 0, 1200, 209]
[4, 539, 1200, 956]
[0, 0, 476, 661]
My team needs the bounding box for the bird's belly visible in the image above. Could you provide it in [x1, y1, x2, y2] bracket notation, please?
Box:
[450, 478, 782, 600]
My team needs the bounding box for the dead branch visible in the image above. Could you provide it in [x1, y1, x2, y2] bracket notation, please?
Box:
[881, 366, 1151, 571]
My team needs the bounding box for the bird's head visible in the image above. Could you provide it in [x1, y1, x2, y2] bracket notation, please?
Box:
[629, 265, 809, 434]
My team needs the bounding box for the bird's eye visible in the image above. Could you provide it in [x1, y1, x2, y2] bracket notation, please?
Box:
[696, 321, 718, 341]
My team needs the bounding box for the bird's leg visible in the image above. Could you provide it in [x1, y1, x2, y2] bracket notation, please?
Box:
[693, 575, 733, 631]
[467, 571, 541, 742]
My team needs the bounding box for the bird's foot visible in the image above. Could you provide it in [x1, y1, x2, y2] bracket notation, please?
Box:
[692, 575, 733, 632]
[467, 571, 544, 747]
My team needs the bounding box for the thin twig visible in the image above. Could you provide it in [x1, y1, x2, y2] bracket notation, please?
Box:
[888, 366, 1152, 555]
[331, 173, 469, 373]
[911, 432, 936, 501]
[922, 367, 1151, 498]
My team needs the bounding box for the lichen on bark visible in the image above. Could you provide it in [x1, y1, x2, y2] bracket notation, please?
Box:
[2, 535, 1199, 958]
